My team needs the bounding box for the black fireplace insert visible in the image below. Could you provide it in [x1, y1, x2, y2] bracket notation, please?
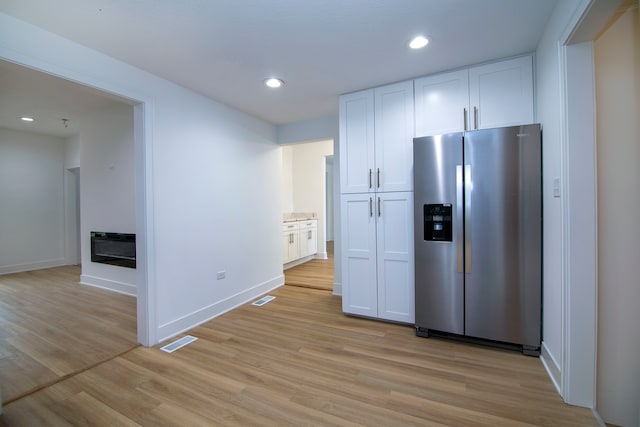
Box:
[90, 231, 136, 268]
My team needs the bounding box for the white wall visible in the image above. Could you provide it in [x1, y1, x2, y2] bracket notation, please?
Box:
[594, 5, 640, 426]
[326, 156, 334, 241]
[64, 134, 81, 265]
[0, 12, 283, 345]
[276, 114, 338, 145]
[534, 0, 584, 388]
[281, 145, 294, 212]
[79, 103, 137, 295]
[65, 134, 80, 169]
[0, 128, 66, 273]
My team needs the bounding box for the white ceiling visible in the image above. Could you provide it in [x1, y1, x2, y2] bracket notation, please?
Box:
[0, 0, 558, 137]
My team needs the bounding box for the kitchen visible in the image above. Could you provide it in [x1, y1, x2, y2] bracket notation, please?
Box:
[0, 1, 637, 425]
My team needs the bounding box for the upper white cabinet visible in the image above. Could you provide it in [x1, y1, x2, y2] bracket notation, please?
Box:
[415, 69, 470, 137]
[339, 80, 414, 194]
[374, 81, 415, 193]
[415, 55, 534, 137]
[339, 90, 375, 194]
[469, 56, 534, 130]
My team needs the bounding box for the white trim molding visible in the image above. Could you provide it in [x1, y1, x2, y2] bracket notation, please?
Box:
[80, 274, 137, 296]
[0, 259, 67, 276]
[541, 341, 562, 395]
[559, 40, 598, 408]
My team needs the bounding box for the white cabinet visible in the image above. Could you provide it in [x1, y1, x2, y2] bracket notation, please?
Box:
[469, 55, 534, 130]
[283, 219, 317, 265]
[341, 192, 414, 323]
[299, 220, 318, 258]
[415, 55, 534, 137]
[415, 69, 469, 137]
[339, 90, 374, 194]
[339, 80, 415, 324]
[339, 80, 414, 194]
[282, 222, 300, 264]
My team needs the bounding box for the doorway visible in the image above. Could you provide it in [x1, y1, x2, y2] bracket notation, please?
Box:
[0, 60, 143, 404]
[281, 140, 334, 291]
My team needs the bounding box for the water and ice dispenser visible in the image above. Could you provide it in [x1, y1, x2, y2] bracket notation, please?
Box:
[423, 204, 453, 242]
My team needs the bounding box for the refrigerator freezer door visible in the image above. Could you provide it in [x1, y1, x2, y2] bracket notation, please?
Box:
[413, 133, 464, 334]
[463, 124, 541, 348]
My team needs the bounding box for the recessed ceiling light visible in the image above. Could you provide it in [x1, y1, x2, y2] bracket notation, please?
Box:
[21, 117, 35, 122]
[264, 78, 284, 88]
[409, 36, 430, 49]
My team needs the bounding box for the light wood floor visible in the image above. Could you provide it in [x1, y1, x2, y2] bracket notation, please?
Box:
[284, 241, 334, 291]
[0, 266, 138, 405]
[1, 284, 598, 426]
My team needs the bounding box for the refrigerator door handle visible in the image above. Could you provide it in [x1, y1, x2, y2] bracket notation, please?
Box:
[464, 165, 472, 273]
[456, 165, 464, 273]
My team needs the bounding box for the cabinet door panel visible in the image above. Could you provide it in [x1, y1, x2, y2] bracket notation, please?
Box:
[415, 69, 469, 137]
[299, 227, 317, 257]
[376, 192, 415, 323]
[341, 194, 377, 317]
[339, 90, 375, 193]
[282, 233, 291, 263]
[469, 56, 534, 129]
[374, 81, 415, 192]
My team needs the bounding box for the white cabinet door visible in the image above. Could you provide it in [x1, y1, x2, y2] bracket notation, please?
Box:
[299, 221, 318, 258]
[341, 192, 415, 322]
[282, 231, 299, 263]
[341, 194, 378, 317]
[469, 55, 534, 129]
[282, 232, 291, 263]
[376, 192, 415, 323]
[415, 69, 470, 137]
[282, 223, 299, 263]
[339, 90, 375, 194]
[374, 81, 415, 192]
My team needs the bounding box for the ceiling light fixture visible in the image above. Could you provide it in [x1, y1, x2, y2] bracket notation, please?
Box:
[264, 78, 284, 89]
[409, 35, 430, 49]
[21, 117, 34, 122]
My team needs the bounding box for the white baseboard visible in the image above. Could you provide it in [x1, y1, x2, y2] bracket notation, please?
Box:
[591, 408, 607, 427]
[314, 252, 328, 260]
[540, 341, 562, 396]
[80, 274, 136, 297]
[157, 274, 285, 344]
[283, 255, 315, 270]
[332, 282, 342, 296]
[0, 258, 66, 275]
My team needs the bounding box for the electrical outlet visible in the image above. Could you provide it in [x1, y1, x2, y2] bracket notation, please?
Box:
[216, 271, 226, 280]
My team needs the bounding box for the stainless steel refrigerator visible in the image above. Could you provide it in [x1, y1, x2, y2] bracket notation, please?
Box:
[413, 124, 541, 355]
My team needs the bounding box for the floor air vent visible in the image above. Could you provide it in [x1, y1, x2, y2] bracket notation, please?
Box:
[160, 335, 198, 353]
[252, 295, 275, 306]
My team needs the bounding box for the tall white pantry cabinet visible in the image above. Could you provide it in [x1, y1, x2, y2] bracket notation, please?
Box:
[339, 80, 415, 323]
[338, 55, 534, 325]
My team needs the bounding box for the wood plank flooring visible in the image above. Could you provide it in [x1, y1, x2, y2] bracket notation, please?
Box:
[1, 284, 598, 426]
[284, 241, 334, 291]
[0, 266, 138, 405]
